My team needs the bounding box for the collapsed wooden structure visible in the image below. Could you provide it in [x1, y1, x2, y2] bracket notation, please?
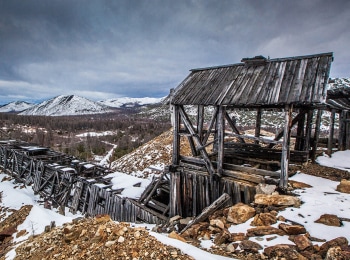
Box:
[0, 141, 168, 224]
[167, 52, 334, 217]
[326, 81, 350, 154]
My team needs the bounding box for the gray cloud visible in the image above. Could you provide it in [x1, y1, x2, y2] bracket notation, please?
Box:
[0, 0, 349, 104]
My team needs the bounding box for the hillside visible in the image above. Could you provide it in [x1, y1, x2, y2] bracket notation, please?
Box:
[0, 102, 34, 113]
[19, 95, 114, 116]
[111, 128, 192, 175]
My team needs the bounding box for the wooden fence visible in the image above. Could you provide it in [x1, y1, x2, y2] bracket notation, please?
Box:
[0, 141, 167, 224]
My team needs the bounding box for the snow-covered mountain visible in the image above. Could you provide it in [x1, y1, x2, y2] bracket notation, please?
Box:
[99, 97, 163, 108]
[19, 95, 114, 116]
[328, 77, 350, 89]
[0, 101, 34, 113]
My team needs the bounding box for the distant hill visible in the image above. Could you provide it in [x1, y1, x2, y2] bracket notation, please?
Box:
[0, 101, 34, 113]
[19, 95, 114, 116]
[328, 77, 350, 89]
[99, 97, 163, 108]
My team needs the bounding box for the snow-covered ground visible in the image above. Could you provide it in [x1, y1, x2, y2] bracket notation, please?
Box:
[1, 151, 350, 259]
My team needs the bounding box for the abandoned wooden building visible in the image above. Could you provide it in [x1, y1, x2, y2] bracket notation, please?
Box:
[1, 52, 345, 224]
[167, 52, 334, 218]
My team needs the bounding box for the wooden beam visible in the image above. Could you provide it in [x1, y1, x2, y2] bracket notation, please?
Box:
[338, 111, 346, 151]
[279, 105, 292, 190]
[311, 109, 322, 162]
[202, 107, 218, 145]
[180, 193, 231, 235]
[224, 112, 245, 143]
[303, 110, 314, 152]
[346, 111, 350, 150]
[225, 132, 283, 144]
[172, 105, 180, 165]
[255, 108, 262, 145]
[179, 106, 219, 178]
[269, 110, 308, 148]
[294, 109, 306, 151]
[197, 105, 204, 142]
[217, 106, 225, 177]
[327, 109, 336, 156]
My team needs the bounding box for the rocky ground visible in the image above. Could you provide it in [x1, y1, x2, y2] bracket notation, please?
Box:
[13, 215, 194, 260]
[1, 127, 350, 259]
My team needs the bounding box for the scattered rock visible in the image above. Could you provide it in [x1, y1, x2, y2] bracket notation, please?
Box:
[213, 229, 231, 245]
[240, 240, 263, 252]
[168, 231, 187, 242]
[254, 194, 301, 207]
[315, 214, 342, 227]
[210, 218, 225, 230]
[256, 184, 277, 195]
[14, 217, 194, 260]
[247, 226, 285, 237]
[289, 180, 312, 189]
[226, 203, 256, 224]
[319, 237, 349, 258]
[325, 246, 350, 260]
[336, 179, 350, 194]
[264, 244, 307, 260]
[293, 234, 313, 251]
[251, 212, 277, 226]
[278, 223, 306, 235]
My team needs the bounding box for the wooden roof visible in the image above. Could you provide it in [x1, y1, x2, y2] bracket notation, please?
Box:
[171, 52, 333, 108]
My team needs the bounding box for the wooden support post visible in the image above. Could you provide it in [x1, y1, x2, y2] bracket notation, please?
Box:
[269, 110, 307, 148]
[172, 105, 180, 165]
[303, 110, 314, 153]
[338, 111, 346, 151]
[311, 109, 322, 162]
[279, 105, 292, 191]
[294, 109, 306, 151]
[217, 106, 225, 177]
[327, 109, 336, 156]
[255, 108, 262, 145]
[197, 105, 204, 142]
[346, 112, 350, 150]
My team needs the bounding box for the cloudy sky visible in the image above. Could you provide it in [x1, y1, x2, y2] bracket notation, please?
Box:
[0, 0, 349, 105]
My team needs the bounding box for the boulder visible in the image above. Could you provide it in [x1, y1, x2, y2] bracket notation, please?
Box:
[264, 244, 307, 260]
[226, 203, 256, 224]
[214, 229, 231, 245]
[247, 226, 285, 237]
[320, 237, 349, 258]
[288, 180, 312, 189]
[336, 179, 350, 194]
[325, 246, 350, 260]
[256, 184, 277, 195]
[293, 234, 313, 251]
[278, 223, 306, 235]
[315, 214, 342, 227]
[210, 218, 225, 230]
[240, 240, 263, 252]
[254, 194, 301, 207]
[251, 213, 277, 226]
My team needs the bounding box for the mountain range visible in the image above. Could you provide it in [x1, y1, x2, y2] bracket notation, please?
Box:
[0, 95, 164, 116]
[0, 77, 348, 116]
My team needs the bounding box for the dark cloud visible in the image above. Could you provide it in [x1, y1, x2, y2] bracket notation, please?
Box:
[0, 0, 349, 104]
